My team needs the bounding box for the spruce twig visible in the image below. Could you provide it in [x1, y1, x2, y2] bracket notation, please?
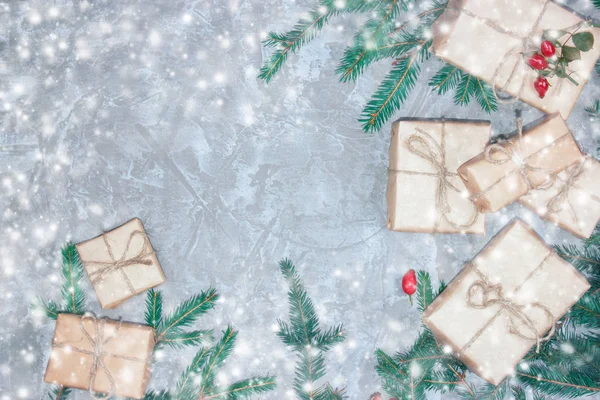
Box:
[60, 244, 86, 314]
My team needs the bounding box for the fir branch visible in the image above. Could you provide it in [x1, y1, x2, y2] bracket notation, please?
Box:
[416, 270, 434, 313]
[429, 63, 462, 95]
[33, 297, 63, 320]
[314, 383, 347, 400]
[473, 78, 498, 113]
[516, 366, 600, 398]
[145, 288, 163, 329]
[586, 100, 600, 119]
[47, 386, 71, 400]
[159, 329, 214, 350]
[360, 47, 424, 132]
[198, 327, 238, 397]
[143, 391, 172, 400]
[205, 376, 277, 399]
[454, 72, 475, 106]
[176, 347, 212, 397]
[156, 288, 219, 341]
[60, 244, 86, 314]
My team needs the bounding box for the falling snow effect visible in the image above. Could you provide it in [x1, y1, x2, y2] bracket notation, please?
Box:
[0, 0, 599, 399]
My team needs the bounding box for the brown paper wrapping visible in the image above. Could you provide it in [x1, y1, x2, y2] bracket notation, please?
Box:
[423, 220, 590, 385]
[387, 119, 490, 234]
[457, 113, 582, 213]
[432, 0, 600, 119]
[76, 218, 165, 309]
[520, 156, 600, 238]
[43, 313, 155, 399]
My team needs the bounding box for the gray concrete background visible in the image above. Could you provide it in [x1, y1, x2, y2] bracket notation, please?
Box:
[0, 0, 599, 399]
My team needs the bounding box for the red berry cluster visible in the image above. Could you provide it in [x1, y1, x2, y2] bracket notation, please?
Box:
[527, 40, 555, 99]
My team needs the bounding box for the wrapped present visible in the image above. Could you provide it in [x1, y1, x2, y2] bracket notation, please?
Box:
[520, 156, 600, 238]
[431, 0, 600, 118]
[43, 313, 155, 399]
[457, 114, 582, 213]
[387, 119, 490, 234]
[76, 218, 165, 309]
[422, 220, 590, 385]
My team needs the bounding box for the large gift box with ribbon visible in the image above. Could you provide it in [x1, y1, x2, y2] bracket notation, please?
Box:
[76, 218, 165, 309]
[387, 119, 490, 234]
[458, 113, 582, 213]
[520, 156, 600, 238]
[431, 0, 600, 118]
[422, 220, 590, 385]
[43, 313, 155, 399]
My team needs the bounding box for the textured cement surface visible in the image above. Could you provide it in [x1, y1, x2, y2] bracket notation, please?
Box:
[1, 0, 599, 399]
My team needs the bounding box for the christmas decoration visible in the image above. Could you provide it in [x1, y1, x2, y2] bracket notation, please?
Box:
[375, 227, 600, 399]
[432, 0, 600, 118]
[387, 119, 489, 233]
[534, 76, 550, 98]
[458, 114, 582, 213]
[43, 313, 155, 399]
[259, 0, 498, 132]
[402, 269, 417, 306]
[76, 218, 166, 309]
[277, 259, 347, 400]
[520, 156, 600, 239]
[423, 220, 590, 385]
[540, 40, 556, 57]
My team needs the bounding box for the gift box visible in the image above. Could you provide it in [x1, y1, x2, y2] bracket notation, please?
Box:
[457, 113, 582, 213]
[520, 156, 600, 238]
[422, 220, 590, 385]
[431, 0, 600, 119]
[387, 119, 490, 234]
[76, 218, 165, 309]
[43, 313, 155, 399]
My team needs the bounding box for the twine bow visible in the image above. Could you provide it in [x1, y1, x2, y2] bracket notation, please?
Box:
[52, 313, 148, 399]
[389, 124, 479, 231]
[451, 0, 588, 103]
[85, 230, 154, 295]
[546, 157, 588, 223]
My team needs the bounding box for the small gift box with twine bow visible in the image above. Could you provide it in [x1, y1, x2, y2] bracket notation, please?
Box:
[43, 313, 155, 399]
[432, 0, 600, 119]
[76, 218, 165, 309]
[458, 113, 582, 213]
[520, 156, 600, 238]
[423, 220, 590, 385]
[387, 118, 490, 234]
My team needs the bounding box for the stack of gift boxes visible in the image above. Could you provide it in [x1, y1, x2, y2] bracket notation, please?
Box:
[387, 0, 600, 385]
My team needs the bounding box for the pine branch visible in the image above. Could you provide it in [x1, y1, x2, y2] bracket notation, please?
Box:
[314, 383, 347, 400]
[157, 288, 219, 341]
[47, 386, 71, 400]
[143, 391, 172, 400]
[516, 366, 600, 398]
[145, 288, 163, 329]
[204, 376, 277, 399]
[176, 347, 212, 398]
[360, 46, 425, 132]
[33, 297, 63, 320]
[159, 329, 214, 350]
[60, 244, 86, 314]
[586, 100, 600, 119]
[583, 224, 600, 249]
[416, 270, 434, 313]
[198, 326, 238, 397]
[453, 72, 475, 106]
[429, 63, 462, 95]
[473, 78, 497, 113]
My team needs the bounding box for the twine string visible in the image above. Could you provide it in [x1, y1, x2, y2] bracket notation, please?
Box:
[85, 230, 154, 295]
[52, 313, 147, 399]
[389, 124, 479, 231]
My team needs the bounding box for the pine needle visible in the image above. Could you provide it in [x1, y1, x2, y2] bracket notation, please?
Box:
[429, 63, 462, 94]
[60, 244, 86, 314]
[145, 288, 163, 329]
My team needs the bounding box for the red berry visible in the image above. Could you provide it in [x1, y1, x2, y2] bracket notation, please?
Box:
[540, 40, 556, 57]
[402, 269, 417, 307]
[528, 54, 548, 70]
[534, 76, 550, 99]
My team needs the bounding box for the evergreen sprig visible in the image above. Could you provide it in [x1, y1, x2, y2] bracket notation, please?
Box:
[278, 258, 347, 400]
[260, 0, 499, 132]
[47, 386, 71, 400]
[375, 249, 600, 400]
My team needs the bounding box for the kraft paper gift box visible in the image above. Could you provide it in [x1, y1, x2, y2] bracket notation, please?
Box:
[457, 113, 582, 213]
[431, 0, 600, 119]
[422, 220, 590, 385]
[520, 156, 600, 238]
[44, 313, 155, 399]
[76, 218, 165, 309]
[387, 119, 490, 234]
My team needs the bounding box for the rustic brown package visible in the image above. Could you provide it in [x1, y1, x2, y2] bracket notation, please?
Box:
[43, 313, 155, 399]
[423, 220, 590, 385]
[457, 114, 582, 213]
[431, 0, 600, 119]
[387, 119, 490, 234]
[520, 156, 600, 238]
[76, 218, 165, 309]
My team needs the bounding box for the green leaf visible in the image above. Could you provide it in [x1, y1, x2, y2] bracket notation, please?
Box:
[572, 32, 594, 52]
[562, 46, 581, 62]
[145, 288, 163, 329]
[60, 244, 86, 314]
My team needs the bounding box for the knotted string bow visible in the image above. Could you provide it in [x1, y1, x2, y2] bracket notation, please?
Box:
[466, 276, 555, 353]
[389, 124, 479, 231]
[85, 230, 154, 295]
[52, 313, 148, 399]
